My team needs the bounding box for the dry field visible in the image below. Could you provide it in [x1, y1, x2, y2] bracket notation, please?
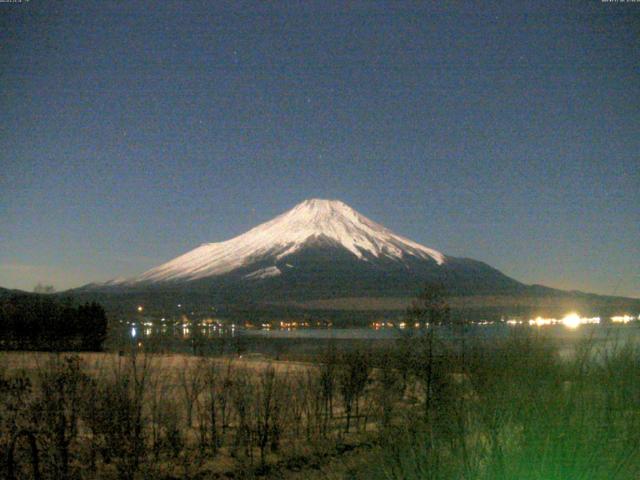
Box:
[2, 332, 639, 479]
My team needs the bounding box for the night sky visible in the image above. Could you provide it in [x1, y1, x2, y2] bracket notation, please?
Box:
[1, 1, 638, 297]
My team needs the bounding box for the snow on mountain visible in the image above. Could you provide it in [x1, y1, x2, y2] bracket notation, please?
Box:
[119, 199, 445, 284]
[244, 266, 282, 280]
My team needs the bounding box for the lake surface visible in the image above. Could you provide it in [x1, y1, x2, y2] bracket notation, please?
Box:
[241, 323, 640, 361]
[242, 323, 640, 341]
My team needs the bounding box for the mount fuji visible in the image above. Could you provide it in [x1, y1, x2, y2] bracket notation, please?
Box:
[123, 199, 446, 284]
[88, 199, 524, 299]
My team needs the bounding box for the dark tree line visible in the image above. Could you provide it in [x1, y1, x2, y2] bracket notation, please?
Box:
[0, 295, 107, 351]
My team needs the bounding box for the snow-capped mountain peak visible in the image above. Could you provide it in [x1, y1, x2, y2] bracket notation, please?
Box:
[121, 199, 445, 284]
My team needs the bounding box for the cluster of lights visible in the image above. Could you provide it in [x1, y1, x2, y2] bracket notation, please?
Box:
[278, 320, 311, 329]
[508, 313, 600, 329]
[371, 320, 500, 330]
[127, 314, 241, 339]
[562, 313, 600, 329]
[239, 320, 333, 330]
[372, 321, 425, 329]
[507, 313, 638, 328]
[611, 315, 637, 324]
[129, 308, 637, 338]
[181, 322, 190, 336]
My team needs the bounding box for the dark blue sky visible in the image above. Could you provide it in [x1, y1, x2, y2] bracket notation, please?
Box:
[1, 1, 639, 297]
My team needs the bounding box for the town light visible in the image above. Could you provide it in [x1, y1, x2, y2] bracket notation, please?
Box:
[561, 313, 581, 329]
[611, 315, 634, 324]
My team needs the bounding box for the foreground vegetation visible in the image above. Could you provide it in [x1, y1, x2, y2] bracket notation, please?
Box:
[1, 328, 639, 479]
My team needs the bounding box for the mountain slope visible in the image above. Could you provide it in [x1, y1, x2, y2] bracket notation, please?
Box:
[118, 199, 446, 285]
[88, 199, 526, 301]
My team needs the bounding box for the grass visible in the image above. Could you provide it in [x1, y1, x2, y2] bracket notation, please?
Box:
[362, 333, 640, 480]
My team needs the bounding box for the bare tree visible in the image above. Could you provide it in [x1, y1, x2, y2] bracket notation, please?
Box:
[230, 369, 253, 463]
[200, 358, 222, 454]
[253, 365, 280, 468]
[147, 366, 171, 461]
[289, 373, 309, 439]
[405, 284, 451, 424]
[86, 352, 152, 479]
[219, 360, 235, 438]
[36, 355, 88, 479]
[375, 349, 403, 429]
[33, 283, 55, 294]
[337, 348, 370, 433]
[319, 342, 338, 432]
[1, 372, 37, 479]
[303, 369, 325, 442]
[178, 358, 203, 428]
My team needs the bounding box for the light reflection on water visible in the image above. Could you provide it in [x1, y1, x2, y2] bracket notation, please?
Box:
[123, 323, 237, 340]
